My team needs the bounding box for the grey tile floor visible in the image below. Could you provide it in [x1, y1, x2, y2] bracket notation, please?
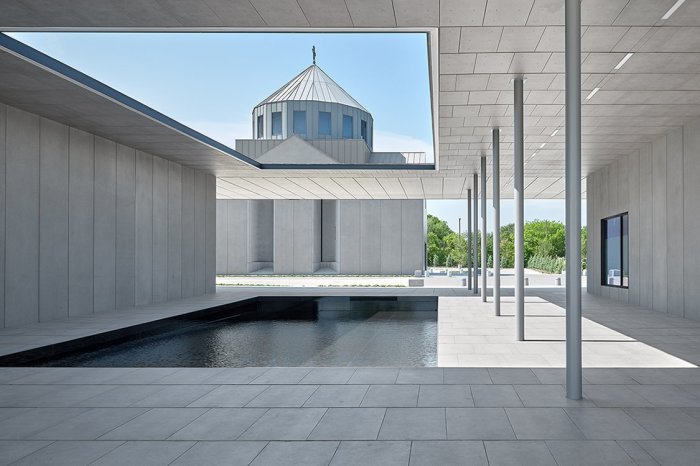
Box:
[2, 287, 700, 463]
[1, 366, 700, 464]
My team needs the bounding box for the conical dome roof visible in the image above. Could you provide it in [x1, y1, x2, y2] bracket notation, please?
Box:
[256, 64, 368, 112]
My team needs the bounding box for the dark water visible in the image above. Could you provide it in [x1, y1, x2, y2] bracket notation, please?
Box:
[44, 297, 438, 367]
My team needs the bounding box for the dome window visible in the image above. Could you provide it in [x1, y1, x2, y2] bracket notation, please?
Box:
[319, 111, 331, 136]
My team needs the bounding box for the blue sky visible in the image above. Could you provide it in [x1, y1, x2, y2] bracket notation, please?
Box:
[8, 32, 433, 156]
[9, 32, 578, 226]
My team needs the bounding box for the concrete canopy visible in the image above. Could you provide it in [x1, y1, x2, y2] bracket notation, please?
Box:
[2, 0, 700, 200]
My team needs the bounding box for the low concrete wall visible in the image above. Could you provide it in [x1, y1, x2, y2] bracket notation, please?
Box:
[587, 117, 700, 321]
[0, 104, 216, 328]
[216, 199, 425, 275]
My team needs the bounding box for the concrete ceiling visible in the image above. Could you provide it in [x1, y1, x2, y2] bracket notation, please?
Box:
[2, 0, 700, 200]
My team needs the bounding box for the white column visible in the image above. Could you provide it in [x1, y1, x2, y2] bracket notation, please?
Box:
[514, 77, 525, 341]
[493, 129, 501, 316]
[481, 156, 487, 302]
[565, 0, 583, 400]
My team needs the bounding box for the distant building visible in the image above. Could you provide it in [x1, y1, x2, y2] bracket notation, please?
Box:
[217, 58, 426, 275]
[235, 62, 426, 165]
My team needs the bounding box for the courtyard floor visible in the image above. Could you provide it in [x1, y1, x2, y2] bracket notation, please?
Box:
[1, 287, 700, 464]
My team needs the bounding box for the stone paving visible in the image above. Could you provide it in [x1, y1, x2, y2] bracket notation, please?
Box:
[3, 287, 700, 463]
[2, 366, 700, 464]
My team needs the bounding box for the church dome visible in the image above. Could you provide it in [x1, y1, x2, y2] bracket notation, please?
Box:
[255, 64, 368, 113]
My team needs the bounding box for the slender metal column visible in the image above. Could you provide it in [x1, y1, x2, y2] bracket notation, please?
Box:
[480, 156, 487, 302]
[467, 189, 472, 290]
[492, 129, 501, 316]
[565, 0, 582, 400]
[473, 173, 479, 294]
[514, 77, 525, 341]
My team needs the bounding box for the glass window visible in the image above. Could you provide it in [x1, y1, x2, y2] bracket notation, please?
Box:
[602, 213, 629, 288]
[271, 111, 282, 136]
[256, 115, 263, 139]
[361, 119, 368, 143]
[293, 110, 306, 134]
[342, 114, 353, 139]
[319, 111, 331, 136]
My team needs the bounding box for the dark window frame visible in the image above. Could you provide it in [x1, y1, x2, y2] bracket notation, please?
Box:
[271, 111, 282, 136]
[601, 212, 629, 289]
[318, 111, 332, 136]
[256, 114, 264, 139]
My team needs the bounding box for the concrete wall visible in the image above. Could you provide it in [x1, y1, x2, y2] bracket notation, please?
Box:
[216, 199, 425, 275]
[0, 104, 216, 328]
[587, 117, 700, 320]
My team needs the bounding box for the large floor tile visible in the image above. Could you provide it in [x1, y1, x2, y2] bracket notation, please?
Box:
[251, 441, 339, 466]
[130, 385, 218, 408]
[396, 368, 444, 384]
[99, 408, 208, 440]
[0, 407, 89, 439]
[514, 385, 595, 408]
[443, 368, 492, 384]
[347, 368, 399, 385]
[638, 440, 700, 465]
[446, 408, 515, 440]
[238, 408, 326, 440]
[171, 441, 265, 465]
[625, 408, 700, 440]
[330, 441, 410, 466]
[246, 384, 318, 408]
[11, 440, 123, 466]
[30, 407, 147, 440]
[378, 408, 446, 440]
[564, 408, 654, 440]
[187, 384, 268, 407]
[409, 440, 488, 466]
[488, 369, 540, 384]
[417, 385, 473, 407]
[484, 440, 557, 466]
[505, 408, 584, 440]
[471, 385, 523, 407]
[360, 385, 418, 407]
[169, 408, 267, 440]
[299, 368, 356, 384]
[304, 384, 368, 407]
[0, 440, 52, 466]
[250, 368, 311, 384]
[545, 440, 634, 465]
[91, 440, 195, 466]
[308, 407, 385, 440]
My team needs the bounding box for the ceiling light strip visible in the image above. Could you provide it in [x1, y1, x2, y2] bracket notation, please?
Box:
[614, 53, 634, 70]
[585, 87, 600, 100]
[662, 0, 686, 20]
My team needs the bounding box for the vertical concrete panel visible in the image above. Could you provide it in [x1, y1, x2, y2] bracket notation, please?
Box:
[652, 136, 668, 313]
[380, 200, 402, 274]
[639, 144, 653, 309]
[39, 118, 69, 321]
[135, 151, 153, 306]
[628, 151, 641, 305]
[684, 119, 700, 321]
[167, 162, 182, 299]
[227, 200, 248, 274]
[321, 200, 337, 262]
[585, 175, 596, 295]
[93, 137, 117, 313]
[181, 167, 195, 298]
[115, 144, 136, 309]
[205, 175, 216, 292]
[667, 127, 684, 317]
[618, 157, 630, 303]
[152, 156, 168, 303]
[273, 200, 294, 274]
[293, 200, 315, 274]
[338, 201, 360, 274]
[68, 128, 94, 316]
[360, 201, 381, 274]
[598, 167, 610, 298]
[216, 200, 228, 274]
[0, 105, 5, 325]
[312, 200, 322, 266]
[401, 200, 426, 274]
[591, 171, 602, 295]
[5, 107, 39, 327]
[193, 171, 206, 295]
